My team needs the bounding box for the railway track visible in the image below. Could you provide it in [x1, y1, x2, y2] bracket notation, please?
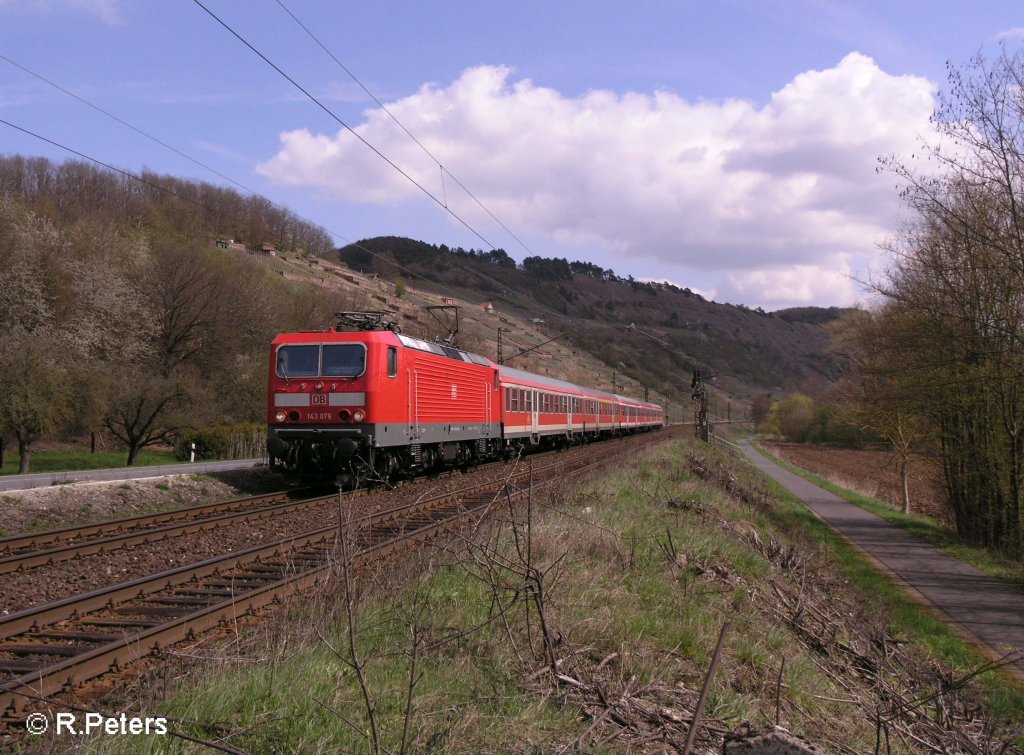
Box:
[0, 430, 673, 723]
[0, 488, 334, 575]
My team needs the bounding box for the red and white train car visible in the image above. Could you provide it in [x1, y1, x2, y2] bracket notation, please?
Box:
[267, 315, 663, 485]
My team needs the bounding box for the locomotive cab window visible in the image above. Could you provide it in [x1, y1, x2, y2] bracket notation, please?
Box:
[276, 344, 319, 378]
[387, 346, 398, 378]
[323, 344, 366, 378]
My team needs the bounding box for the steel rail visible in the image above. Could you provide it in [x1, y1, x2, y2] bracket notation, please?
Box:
[0, 492, 340, 575]
[0, 489, 313, 556]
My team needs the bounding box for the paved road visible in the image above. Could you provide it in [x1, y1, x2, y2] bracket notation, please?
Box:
[736, 440, 1024, 678]
[0, 459, 264, 493]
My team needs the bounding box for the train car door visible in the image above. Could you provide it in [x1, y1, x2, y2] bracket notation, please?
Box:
[531, 389, 539, 440]
[407, 367, 418, 438]
[481, 377, 492, 436]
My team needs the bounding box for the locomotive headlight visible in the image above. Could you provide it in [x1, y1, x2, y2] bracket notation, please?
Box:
[275, 410, 287, 422]
[352, 409, 365, 422]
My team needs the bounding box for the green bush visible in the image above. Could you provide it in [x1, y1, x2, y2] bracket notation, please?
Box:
[175, 423, 265, 461]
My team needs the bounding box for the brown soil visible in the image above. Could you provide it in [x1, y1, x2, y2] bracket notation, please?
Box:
[762, 442, 951, 523]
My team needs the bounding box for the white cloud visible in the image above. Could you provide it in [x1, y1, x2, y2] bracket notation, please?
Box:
[717, 261, 861, 310]
[257, 53, 937, 307]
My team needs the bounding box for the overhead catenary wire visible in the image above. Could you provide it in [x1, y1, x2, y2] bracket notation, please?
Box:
[0, 118, 209, 212]
[272, 0, 541, 262]
[0, 52, 264, 205]
[190, 0, 499, 254]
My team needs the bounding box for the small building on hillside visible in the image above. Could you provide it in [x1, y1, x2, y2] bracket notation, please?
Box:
[481, 301, 495, 314]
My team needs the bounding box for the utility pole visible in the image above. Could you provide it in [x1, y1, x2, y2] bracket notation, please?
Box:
[691, 370, 713, 443]
[497, 328, 511, 365]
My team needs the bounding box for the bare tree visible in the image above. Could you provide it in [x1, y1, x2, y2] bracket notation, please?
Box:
[875, 48, 1024, 552]
[0, 332, 73, 473]
[102, 370, 189, 466]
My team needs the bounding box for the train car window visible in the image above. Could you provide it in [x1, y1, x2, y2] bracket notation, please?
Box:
[276, 344, 320, 378]
[387, 346, 398, 378]
[511, 389, 518, 412]
[323, 344, 366, 377]
[505, 388, 511, 413]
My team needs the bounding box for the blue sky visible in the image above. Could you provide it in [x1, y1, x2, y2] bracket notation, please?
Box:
[1, 1, 1021, 309]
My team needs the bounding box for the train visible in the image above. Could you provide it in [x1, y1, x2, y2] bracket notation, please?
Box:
[266, 312, 664, 486]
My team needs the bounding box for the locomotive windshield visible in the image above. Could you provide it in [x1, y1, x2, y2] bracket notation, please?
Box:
[323, 344, 366, 377]
[276, 343, 366, 378]
[276, 345, 319, 378]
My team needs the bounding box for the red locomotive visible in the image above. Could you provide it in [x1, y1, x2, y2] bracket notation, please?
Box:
[266, 312, 664, 486]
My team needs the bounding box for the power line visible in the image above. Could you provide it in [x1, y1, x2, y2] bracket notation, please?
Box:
[272, 0, 540, 261]
[0, 53, 263, 204]
[0, 118, 208, 211]
[191, 0, 498, 253]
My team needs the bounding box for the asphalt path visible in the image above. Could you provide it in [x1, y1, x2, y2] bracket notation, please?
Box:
[736, 439, 1024, 679]
[0, 459, 264, 492]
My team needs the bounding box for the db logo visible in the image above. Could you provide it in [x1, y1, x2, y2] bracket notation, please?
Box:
[450, 385, 458, 399]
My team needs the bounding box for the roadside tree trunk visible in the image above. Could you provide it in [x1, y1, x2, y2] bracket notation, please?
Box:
[17, 434, 30, 475]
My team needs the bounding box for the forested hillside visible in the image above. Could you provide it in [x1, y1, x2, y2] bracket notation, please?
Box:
[339, 236, 840, 401]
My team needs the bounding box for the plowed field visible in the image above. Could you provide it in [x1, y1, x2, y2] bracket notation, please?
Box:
[762, 443, 951, 523]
